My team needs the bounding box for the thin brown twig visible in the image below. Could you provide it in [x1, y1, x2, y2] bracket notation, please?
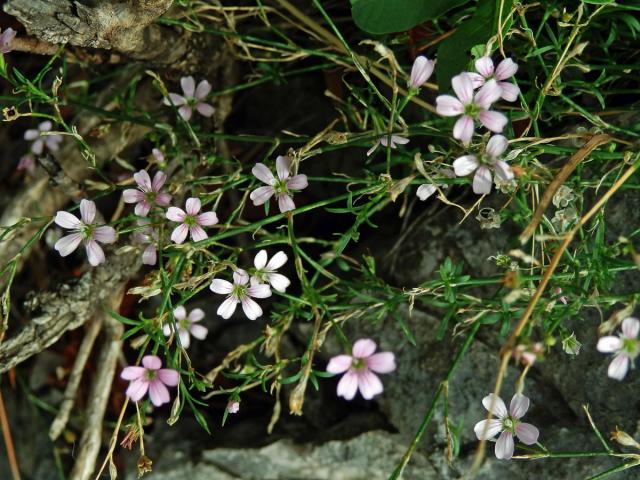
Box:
[0, 385, 21, 480]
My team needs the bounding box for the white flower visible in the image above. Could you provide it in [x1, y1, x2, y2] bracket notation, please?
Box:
[474, 393, 540, 460]
[210, 269, 272, 320]
[367, 134, 409, 157]
[453, 135, 513, 195]
[597, 317, 640, 380]
[163, 306, 208, 349]
[251, 250, 290, 293]
[24, 121, 63, 155]
[409, 56, 435, 89]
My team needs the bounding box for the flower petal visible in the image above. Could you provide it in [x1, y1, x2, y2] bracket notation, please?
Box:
[125, 379, 149, 402]
[352, 338, 377, 358]
[166, 207, 186, 222]
[417, 184, 437, 201]
[478, 110, 508, 133]
[357, 370, 384, 400]
[164, 93, 187, 106]
[277, 194, 296, 213]
[171, 224, 189, 244]
[453, 116, 475, 145]
[188, 308, 205, 323]
[123, 189, 144, 204]
[196, 102, 215, 117]
[85, 239, 105, 266]
[287, 174, 308, 190]
[155, 192, 172, 207]
[326, 355, 353, 374]
[234, 269, 249, 285]
[148, 380, 170, 406]
[54, 233, 83, 257]
[252, 163, 276, 185]
[452, 73, 474, 105]
[494, 160, 514, 182]
[189, 324, 208, 340]
[509, 393, 530, 419]
[93, 226, 117, 244]
[495, 431, 514, 460]
[142, 244, 157, 265]
[473, 166, 493, 195]
[196, 211, 218, 226]
[482, 393, 508, 418]
[336, 370, 359, 400]
[254, 250, 268, 269]
[195, 80, 211, 99]
[499, 82, 520, 102]
[31, 139, 44, 155]
[267, 273, 290, 292]
[474, 419, 503, 440]
[453, 155, 479, 177]
[241, 297, 263, 320]
[410, 56, 434, 88]
[210, 279, 233, 295]
[134, 170, 152, 192]
[179, 329, 191, 349]
[158, 369, 180, 387]
[266, 251, 287, 270]
[24, 128, 39, 141]
[495, 58, 518, 81]
[597, 336, 622, 353]
[217, 297, 237, 319]
[152, 171, 167, 192]
[189, 224, 208, 242]
[250, 186, 276, 206]
[366, 352, 396, 373]
[80, 199, 96, 224]
[276, 155, 291, 181]
[608, 354, 630, 381]
[142, 355, 162, 370]
[247, 283, 272, 299]
[181, 76, 196, 98]
[435, 95, 464, 116]
[173, 306, 187, 321]
[185, 197, 201, 216]
[486, 135, 508, 158]
[178, 105, 192, 122]
[120, 366, 145, 381]
[54, 211, 82, 229]
[475, 56, 495, 78]
[516, 423, 539, 445]
[621, 317, 639, 339]
[475, 79, 502, 110]
[134, 201, 152, 217]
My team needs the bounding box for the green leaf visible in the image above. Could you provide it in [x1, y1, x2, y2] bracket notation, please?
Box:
[351, 0, 470, 34]
[436, 0, 513, 90]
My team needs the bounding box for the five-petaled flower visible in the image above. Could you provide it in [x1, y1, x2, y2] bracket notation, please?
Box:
[367, 134, 409, 157]
[210, 269, 272, 320]
[163, 76, 215, 122]
[251, 250, 290, 293]
[163, 306, 208, 349]
[0, 27, 16, 54]
[54, 199, 117, 266]
[326, 338, 396, 400]
[123, 170, 172, 217]
[409, 56, 435, 89]
[597, 317, 640, 380]
[250, 155, 308, 213]
[453, 135, 514, 194]
[474, 393, 539, 460]
[24, 121, 63, 155]
[436, 73, 506, 145]
[469, 57, 520, 102]
[133, 219, 159, 265]
[166, 197, 219, 244]
[120, 355, 179, 407]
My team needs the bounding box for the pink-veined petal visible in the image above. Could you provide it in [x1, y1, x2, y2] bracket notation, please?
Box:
[234, 269, 250, 285]
[621, 317, 640, 339]
[178, 105, 192, 122]
[452, 73, 474, 105]
[241, 297, 263, 320]
[120, 366, 145, 381]
[54, 211, 82, 229]
[85, 239, 105, 266]
[196, 211, 218, 226]
[185, 197, 201, 216]
[170, 224, 189, 244]
[495, 58, 518, 81]
[352, 338, 377, 358]
[189, 324, 208, 340]
[125, 379, 149, 402]
[142, 244, 157, 265]
[327, 355, 353, 374]
[486, 135, 508, 158]
[247, 283, 272, 299]
[164, 93, 187, 106]
[473, 166, 493, 195]
[287, 174, 308, 190]
[142, 355, 162, 370]
[93, 226, 117, 244]
[181, 76, 196, 98]
[250, 186, 275, 206]
[478, 110, 508, 133]
[435, 95, 464, 116]
[516, 423, 539, 445]
[453, 155, 479, 177]
[267, 273, 290, 293]
[80, 199, 96, 224]
[366, 352, 396, 373]
[217, 297, 237, 319]
[196, 102, 215, 117]
[152, 171, 167, 192]
[453, 116, 475, 145]
[123, 189, 145, 204]
[410, 56, 434, 88]
[54, 233, 83, 257]
[148, 380, 171, 406]
[494, 160, 514, 182]
[166, 207, 187, 222]
[474, 419, 503, 440]
[133, 170, 152, 192]
[134, 200, 152, 217]
[499, 81, 520, 102]
[155, 192, 172, 206]
[195, 80, 211, 100]
[417, 184, 437, 201]
[596, 336, 622, 353]
[495, 431, 515, 460]
[252, 163, 276, 185]
[173, 306, 187, 321]
[189, 224, 208, 242]
[475, 56, 495, 78]
[277, 194, 296, 213]
[482, 393, 508, 418]
[210, 279, 233, 294]
[468, 72, 486, 89]
[509, 393, 530, 419]
[275, 155, 291, 181]
[336, 370, 359, 400]
[158, 369, 180, 387]
[358, 370, 384, 400]
[475, 79, 502, 110]
[608, 354, 630, 381]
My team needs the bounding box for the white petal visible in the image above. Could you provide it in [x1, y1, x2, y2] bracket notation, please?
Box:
[93, 226, 117, 244]
[234, 269, 249, 285]
[486, 135, 508, 158]
[495, 431, 514, 460]
[516, 423, 539, 445]
[267, 273, 290, 292]
[453, 116, 474, 144]
[478, 110, 508, 133]
[195, 80, 212, 99]
[435, 95, 464, 116]
[597, 336, 622, 353]
[417, 184, 436, 201]
[210, 279, 233, 295]
[482, 393, 508, 418]
[247, 283, 272, 299]
[85, 239, 106, 266]
[170, 224, 189, 244]
[495, 58, 518, 80]
[474, 419, 503, 440]
[509, 393, 530, 419]
[252, 163, 276, 185]
[452, 73, 474, 105]
[608, 355, 630, 381]
[326, 355, 353, 374]
[473, 166, 493, 195]
[357, 370, 384, 400]
[173, 306, 187, 321]
[189, 324, 208, 340]
[276, 155, 291, 181]
[185, 197, 201, 216]
[621, 317, 640, 339]
[277, 194, 295, 213]
[475, 56, 495, 77]
[266, 251, 288, 270]
[336, 371, 358, 400]
[287, 174, 308, 190]
[166, 207, 186, 222]
[188, 308, 205, 323]
[133, 170, 152, 192]
[189, 224, 208, 242]
[241, 297, 262, 320]
[499, 82, 520, 102]
[474, 79, 502, 110]
[494, 160, 514, 182]
[54, 211, 82, 229]
[54, 233, 83, 257]
[453, 155, 479, 177]
[196, 103, 215, 117]
[181, 76, 196, 98]
[366, 352, 396, 373]
[254, 250, 268, 269]
[250, 186, 276, 206]
[80, 199, 96, 224]
[217, 297, 237, 319]
[352, 339, 376, 358]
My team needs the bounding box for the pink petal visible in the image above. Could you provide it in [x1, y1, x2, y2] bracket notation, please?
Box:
[621, 317, 639, 338]
[148, 380, 171, 406]
[134, 170, 152, 192]
[142, 355, 162, 370]
[267, 273, 290, 292]
[336, 371, 359, 400]
[475, 56, 495, 78]
[189, 324, 208, 340]
[352, 338, 377, 358]
[474, 79, 502, 110]
[171, 224, 189, 244]
[241, 297, 263, 320]
[366, 352, 396, 373]
[499, 82, 520, 102]
[178, 105, 192, 122]
[134, 200, 152, 217]
[495, 431, 514, 459]
[80, 199, 96, 224]
[482, 393, 508, 418]
[54, 211, 82, 229]
[252, 163, 276, 185]
[85, 239, 105, 266]
[597, 336, 622, 353]
[254, 250, 268, 269]
[217, 297, 237, 319]
[123, 189, 145, 204]
[188, 308, 205, 323]
[196, 103, 215, 117]
[93, 226, 117, 244]
[266, 251, 287, 270]
[287, 174, 308, 190]
[435, 95, 464, 116]
[152, 171, 167, 192]
[478, 110, 508, 133]
[468, 72, 486, 89]
[495, 58, 518, 81]
[410, 56, 434, 88]
[210, 279, 233, 294]
[486, 135, 508, 158]
[509, 393, 530, 419]
[357, 370, 384, 399]
[494, 160, 514, 182]
[120, 366, 145, 381]
[166, 207, 187, 222]
[181, 76, 196, 98]
[275, 155, 291, 181]
[516, 423, 539, 445]
[155, 192, 172, 206]
[277, 194, 295, 213]
[125, 379, 149, 402]
[152, 148, 164, 162]
[164, 93, 187, 106]
[195, 80, 211, 100]
[55, 233, 83, 257]
[247, 283, 272, 299]
[452, 73, 474, 105]
[250, 186, 276, 206]
[453, 155, 479, 176]
[157, 368, 180, 387]
[142, 244, 157, 265]
[474, 419, 503, 440]
[327, 355, 353, 374]
[608, 355, 630, 380]
[473, 166, 493, 195]
[185, 197, 201, 216]
[453, 116, 475, 144]
[196, 211, 218, 226]
[189, 224, 208, 242]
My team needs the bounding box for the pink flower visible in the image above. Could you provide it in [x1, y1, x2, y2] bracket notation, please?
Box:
[554, 287, 568, 305]
[251, 250, 290, 293]
[120, 355, 179, 407]
[123, 170, 172, 217]
[452, 135, 513, 195]
[474, 393, 539, 460]
[17, 154, 36, 175]
[367, 134, 409, 157]
[163, 76, 215, 122]
[210, 269, 272, 320]
[152, 148, 164, 163]
[24, 121, 63, 155]
[163, 306, 208, 349]
[436, 73, 506, 144]
[409, 55, 435, 89]
[250, 155, 308, 213]
[227, 401, 240, 414]
[133, 219, 158, 265]
[326, 339, 396, 400]
[469, 57, 520, 102]
[166, 197, 219, 244]
[416, 168, 455, 201]
[54, 199, 117, 266]
[597, 317, 640, 380]
[0, 28, 16, 54]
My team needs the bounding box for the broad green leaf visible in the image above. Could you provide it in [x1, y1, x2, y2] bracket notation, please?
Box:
[351, 0, 470, 34]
